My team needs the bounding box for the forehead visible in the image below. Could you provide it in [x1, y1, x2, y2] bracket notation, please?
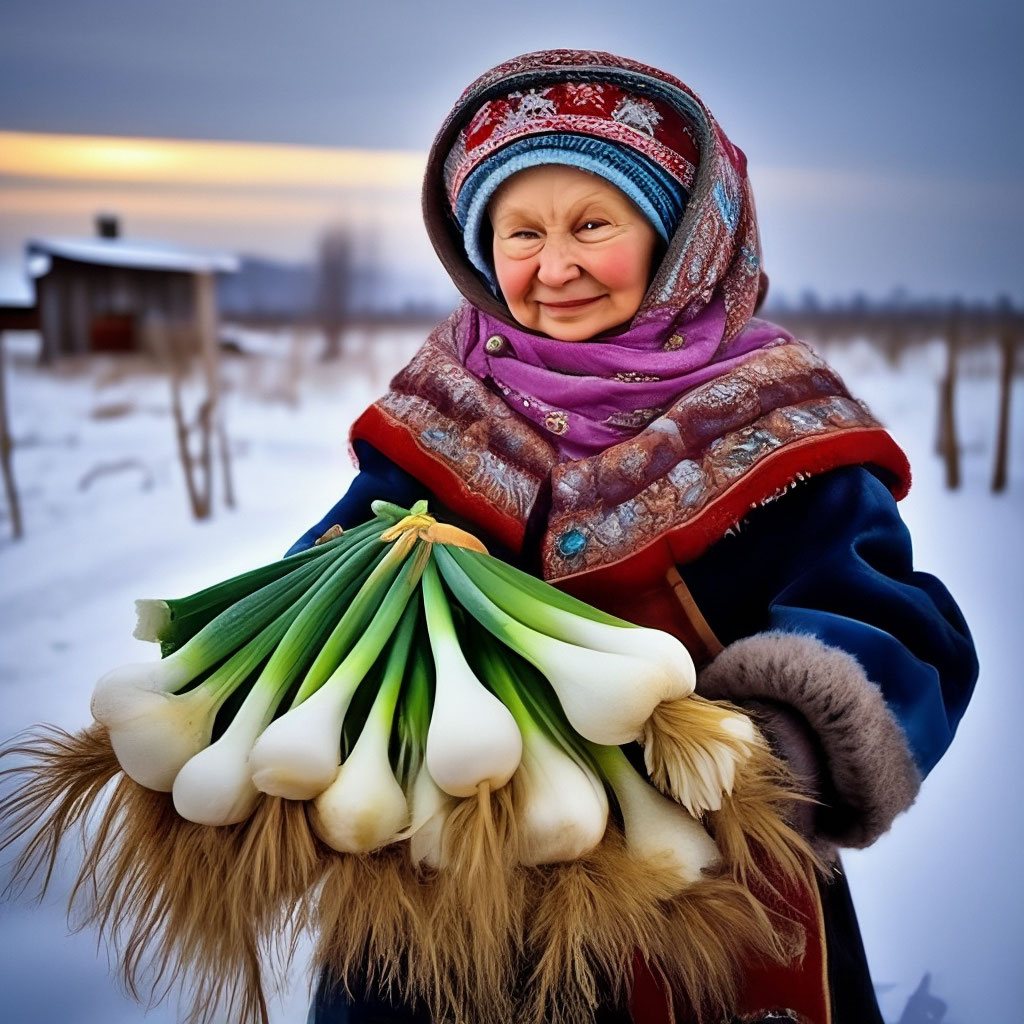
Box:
[488, 164, 634, 220]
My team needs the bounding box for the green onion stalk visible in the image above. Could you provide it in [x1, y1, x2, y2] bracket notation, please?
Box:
[398, 632, 457, 869]
[309, 597, 421, 853]
[134, 516, 388, 654]
[420, 557, 522, 799]
[471, 633, 608, 866]
[248, 535, 431, 801]
[433, 545, 693, 745]
[91, 534, 386, 793]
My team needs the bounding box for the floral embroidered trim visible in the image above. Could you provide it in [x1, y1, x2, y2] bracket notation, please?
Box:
[605, 407, 662, 428]
[613, 371, 662, 383]
[611, 95, 663, 136]
[448, 113, 698, 203]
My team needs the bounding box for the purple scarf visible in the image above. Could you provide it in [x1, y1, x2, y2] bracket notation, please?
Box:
[459, 296, 792, 460]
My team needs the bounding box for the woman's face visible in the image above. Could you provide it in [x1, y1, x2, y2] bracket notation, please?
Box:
[489, 165, 659, 342]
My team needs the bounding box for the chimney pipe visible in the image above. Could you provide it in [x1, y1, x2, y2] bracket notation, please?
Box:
[96, 213, 120, 239]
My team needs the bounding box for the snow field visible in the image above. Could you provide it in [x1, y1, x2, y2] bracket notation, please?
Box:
[0, 327, 1019, 1022]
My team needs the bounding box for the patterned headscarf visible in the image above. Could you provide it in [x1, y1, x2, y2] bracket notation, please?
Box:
[444, 80, 700, 206]
[423, 49, 768, 338]
[419, 50, 777, 458]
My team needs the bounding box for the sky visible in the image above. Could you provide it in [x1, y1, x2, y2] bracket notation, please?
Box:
[2, 0, 1021, 168]
[1, 0, 1022, 306]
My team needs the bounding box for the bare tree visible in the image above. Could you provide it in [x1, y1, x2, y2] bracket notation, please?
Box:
[0, 331, 24, 539]
[991, 297, 1018, 493]
[147, 271, 234, 521]
[936, 304, 962, 490]
[317, 226, 355, 362]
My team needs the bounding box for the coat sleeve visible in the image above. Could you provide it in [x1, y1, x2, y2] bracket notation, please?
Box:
[679, 465, 978, 849]
[284, 439, 430, 555]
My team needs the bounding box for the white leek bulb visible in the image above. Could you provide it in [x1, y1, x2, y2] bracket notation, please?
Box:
[431, 551, 686, 746]
[93, 683, 220, 792]
[491, 591, 696, 697]
[515, 730, 608, 866]
[425, 661, 522, 797]
[91, 658, 195, 719]
[408, 762, 455, 869]
[601, 748, 720, 890]
[311, 709, 409, 854]
[424, 640, 522, 798]
[524, 638, 678, 746]
[422, 561, 522, 797]
[592, 624, 695, 695]
[445, 548, 695, 697]
[248, 680, 352, 799]
[172, 698, 266, 826]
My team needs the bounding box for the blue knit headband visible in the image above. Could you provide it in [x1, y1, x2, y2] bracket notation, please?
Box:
[455, 135, 689, 292]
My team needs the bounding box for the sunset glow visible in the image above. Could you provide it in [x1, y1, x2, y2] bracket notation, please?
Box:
[0, 131, 424, 190]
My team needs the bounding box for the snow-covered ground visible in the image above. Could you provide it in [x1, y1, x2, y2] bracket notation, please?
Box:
[0, 327, 1019, 1023]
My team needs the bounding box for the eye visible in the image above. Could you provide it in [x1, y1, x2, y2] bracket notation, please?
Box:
[577, 219, 611, 235]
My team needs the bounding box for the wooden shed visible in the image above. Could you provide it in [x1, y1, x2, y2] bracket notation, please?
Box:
[26, 221, 238, 362]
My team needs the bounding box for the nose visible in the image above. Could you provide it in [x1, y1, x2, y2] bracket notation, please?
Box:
[535, 235, 581, 287]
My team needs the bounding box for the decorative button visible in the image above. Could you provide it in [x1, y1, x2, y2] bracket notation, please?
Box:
[485, 334, 506, 354]
[544, 410, 568, 435]
[556, 528, 587, 558]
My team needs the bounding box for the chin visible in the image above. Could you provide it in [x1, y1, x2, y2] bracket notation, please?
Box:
[543, 326, 593, 342]
[536, 315, 620, 343]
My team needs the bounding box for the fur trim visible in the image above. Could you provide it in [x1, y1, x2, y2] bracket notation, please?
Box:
[697, 632, 921, 848]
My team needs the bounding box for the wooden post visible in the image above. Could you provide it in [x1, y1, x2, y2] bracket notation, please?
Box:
[937, 305, 962, 490]
[0, 330, 24, 539]
[991, 299, 1017, 493]
[194, 271, 235, 511]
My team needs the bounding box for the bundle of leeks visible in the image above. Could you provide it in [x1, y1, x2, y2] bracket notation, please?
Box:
[0, 501, 817, 1024]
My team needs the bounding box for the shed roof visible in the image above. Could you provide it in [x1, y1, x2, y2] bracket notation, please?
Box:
[26, 237, 239, 276]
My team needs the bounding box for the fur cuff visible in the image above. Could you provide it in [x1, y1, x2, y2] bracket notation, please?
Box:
[697, 631, 922, 848]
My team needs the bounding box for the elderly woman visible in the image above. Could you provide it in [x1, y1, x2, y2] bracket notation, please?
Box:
[300, 49, 978, 1024]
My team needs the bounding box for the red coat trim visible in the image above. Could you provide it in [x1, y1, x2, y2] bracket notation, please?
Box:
[354, 403, 909, 596]
[556, 427, 910, 597]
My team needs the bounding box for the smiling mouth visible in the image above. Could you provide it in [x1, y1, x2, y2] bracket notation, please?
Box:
[539, 296, 604, 309]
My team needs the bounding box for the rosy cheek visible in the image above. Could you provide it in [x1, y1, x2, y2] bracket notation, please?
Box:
[493, 256, 535, 303]
[589, 242, 651, 292]
[592, 251, 635, 286]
